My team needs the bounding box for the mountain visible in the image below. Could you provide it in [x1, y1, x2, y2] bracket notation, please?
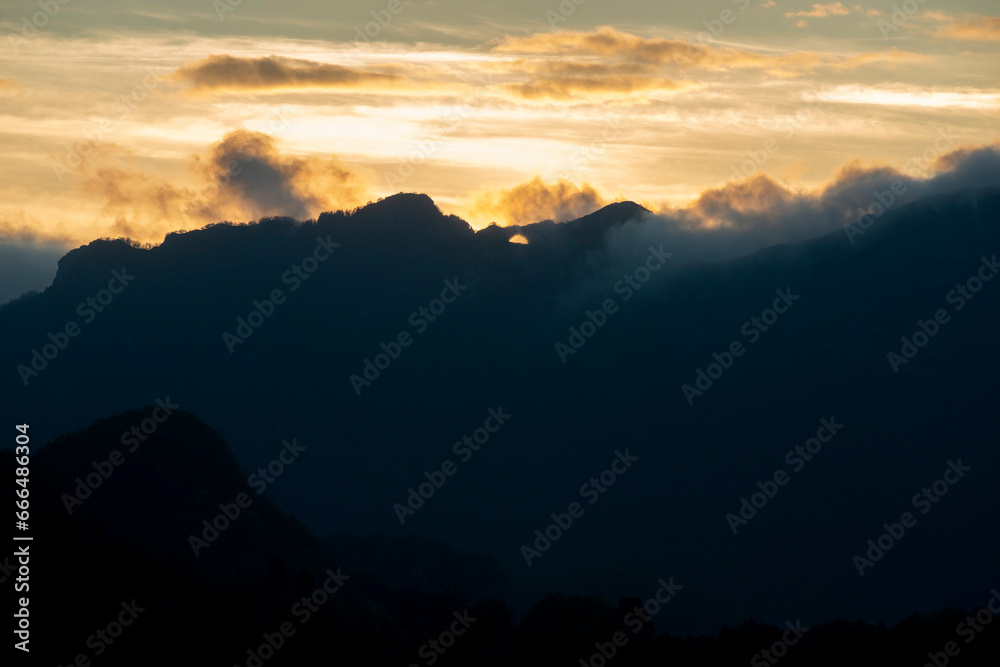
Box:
[7, 409, 1000, 666]
[2, 188, 999, 635]
[6, 408, 514, 665]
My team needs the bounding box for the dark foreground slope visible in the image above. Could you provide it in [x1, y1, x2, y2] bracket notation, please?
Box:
[1, 189, 999, 635]
[4, 411, 1000, 666]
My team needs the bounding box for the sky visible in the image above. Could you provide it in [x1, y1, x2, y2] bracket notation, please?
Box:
[0, 0, 998, 256]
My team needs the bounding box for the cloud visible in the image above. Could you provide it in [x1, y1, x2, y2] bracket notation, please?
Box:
[0, 216, 74, 246]
[854, 4, 882, 16]
[818, 84, 1000, 109]
[935, 16, 1000, 42]
[0, 78, 21, 93]
[468, 177, 607, 226]
[502, 75, 687, 101]
[491, 26, 928, 77]
[486, 58, 688, 101]
[492, 26, 697, 64]
[785, 3, 851, 18]
[603, 142, 1000, 267]
[81, 129, 369, 241]
[169, 55, 403, 94]
[0, 217, 73, 305]
[194, 129, 367, 220]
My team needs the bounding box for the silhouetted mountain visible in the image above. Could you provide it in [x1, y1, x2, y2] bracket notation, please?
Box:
[4, 409, 516, 665]
[514, 200, 651, 249]
[5, 408, 999, 665]
[2, 188, 999, 638]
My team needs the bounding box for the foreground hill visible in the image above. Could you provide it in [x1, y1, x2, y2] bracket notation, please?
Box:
[5, 410, 1000, 665]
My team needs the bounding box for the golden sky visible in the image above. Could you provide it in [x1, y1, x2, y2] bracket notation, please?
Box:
[1, 0, 998, 246]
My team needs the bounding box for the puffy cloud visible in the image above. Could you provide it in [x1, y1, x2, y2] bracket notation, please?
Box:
[81, 129, 369, 242]
[468, 177, 606, 226]
[193, 129, 366, 220]
[604, 142, 1000, 266]
[169, 55, 403, 94]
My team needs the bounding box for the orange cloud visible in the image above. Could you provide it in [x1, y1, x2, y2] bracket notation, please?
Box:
[81, 129, 369, 242]
[493, 26, 697, 64]
[486, 59, 687, 101]
[491, 26, 928, 77]
[0, 216, 72, 245]
[468, 177, 606, 226]
[935, 17, 1000, 42]
[785, 2, 851, 18]
[0, 78, 21, 93]
[688, 174, 799, 228]
[169, 55, 403, 94]
[502, 75, 686, 101]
